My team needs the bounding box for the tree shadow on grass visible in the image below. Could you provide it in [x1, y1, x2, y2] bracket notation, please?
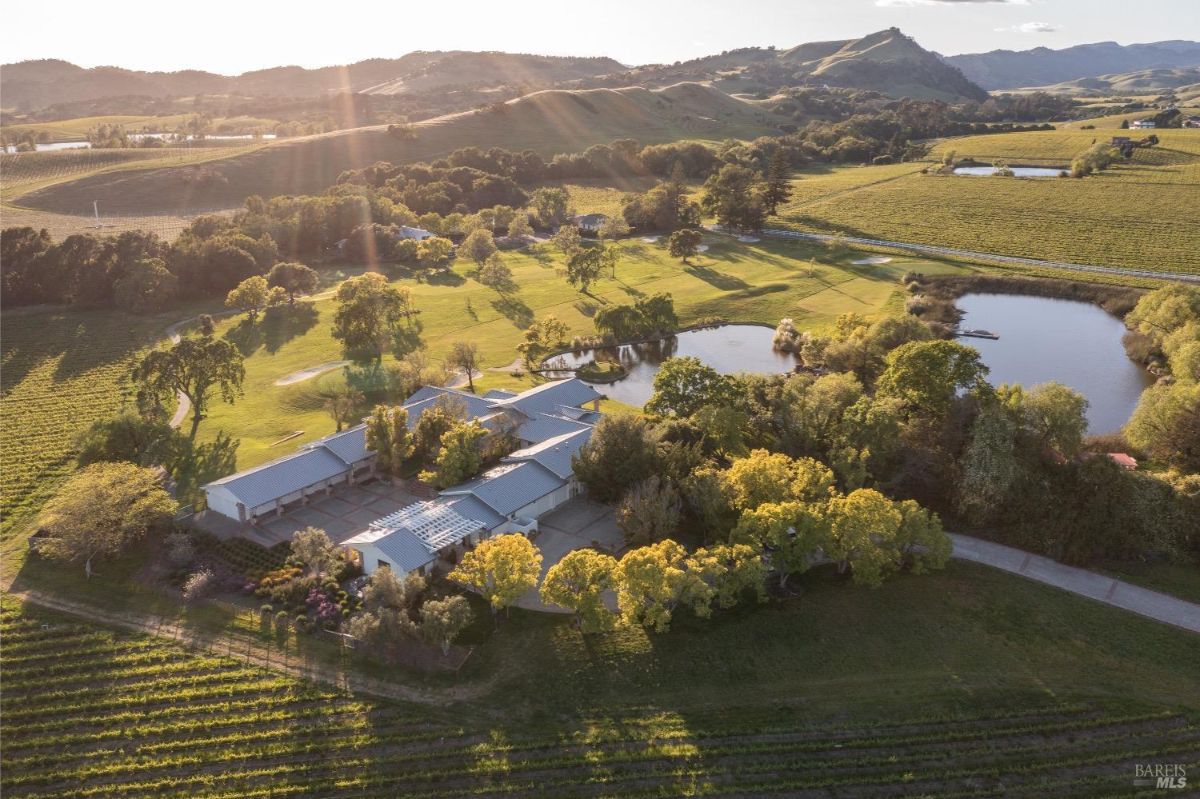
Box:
[262, 302, 319, 354]
[425, 269, 466, 287]
[172, 432, 240, 506]
[392, 320, 425, 359]
[492, 295, 534, 329]
[684, 265, 750, 291]
[223, 317, 264, 357]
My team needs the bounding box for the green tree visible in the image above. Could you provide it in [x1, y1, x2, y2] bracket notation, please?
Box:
[701, 164, 767, 232]
[461, 229, 498, 266]
[957, 402, 1019, 523]
[476, 254, 515, 292]
[893, 499, 951, 574]
[113, 258, 178, 314]
[1126, 381, 1200, 471]
[517, 315, 569, 371]
[267, 262, 319, 305]
[417, 237, 454, 268]
[551, 224, 583, 258]
[876, 340, 989, 420]
[614, 540, 689, 632]
[539, 549, 618, 632]
[506, 214, 534, 240]
[683, 543, 766, 615]
[291, 527, 339, 579]
[762, 149, 793, 215]
[225, 275, 271, 321]
[134, 333, 245, 440]
[565, 243, 615, 293]
[634, 293, 677, 333]
[447, 340, 480, 393]
[824, 488, 903, 588]
[731, 500, 828, 587]
[364, 405, 413, 475]
[667, 229, 703, 263]
[331, 272, 413, 360]
[448, 534, 543, 616]
[573, 414, 662, 502]
[645, 356, 735, 418]
[1022, 382, 1089, 457]
[419, 596, 474, 654]
[36, 462, 177, 578]
[324, 386, 365, 433]
[74, 410, 186, 469]
[726, 450, 835, 510]
[412, 399, 461, 462]
[530, 187, 571, 228]
[421, 420, 487, 488]
[616, 475, 682, 546]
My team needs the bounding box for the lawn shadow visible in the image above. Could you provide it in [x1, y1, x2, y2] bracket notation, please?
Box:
[223, 317, 264, 356]
[392, 320, 425, 359]
[262, 302, 319, 354]
[684, 265, 750, 291]
[425, 269, 466, 287]
[492, 295, 534, 328]
[173, 432, 240, 504]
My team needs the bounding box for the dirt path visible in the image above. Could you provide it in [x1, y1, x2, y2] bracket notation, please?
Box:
[274, 360, 350, 386]
[6, 588, 499, 705]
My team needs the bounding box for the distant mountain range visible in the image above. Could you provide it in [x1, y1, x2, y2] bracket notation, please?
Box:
[2, 29, 987, 112]
[944, 40, 1200, 91]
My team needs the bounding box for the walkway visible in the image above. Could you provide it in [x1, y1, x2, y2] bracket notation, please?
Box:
[709, 225, 1200, 285]
[950, 534, 1200, 634]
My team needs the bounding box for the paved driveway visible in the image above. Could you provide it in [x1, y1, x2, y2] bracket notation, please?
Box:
[516, 498, 623, 613]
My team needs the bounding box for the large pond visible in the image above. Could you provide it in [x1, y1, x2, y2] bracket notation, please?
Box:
[956, 293, 1153, 433]
[543, 324, 797, 408]
[953, 165, 1065, 178]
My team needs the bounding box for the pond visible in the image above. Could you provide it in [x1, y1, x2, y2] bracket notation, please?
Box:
[953, 165, 1065, 178]
[543, 324, 797, 408]
[956, 293, 1153, 433]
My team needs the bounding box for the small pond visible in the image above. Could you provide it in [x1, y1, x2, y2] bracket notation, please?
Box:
[543, 324, 797, 408]
[956, 293, 1153, 433]
[953, 165, 1065, 178]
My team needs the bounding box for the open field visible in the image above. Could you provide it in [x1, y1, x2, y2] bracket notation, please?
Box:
[1, 113, 282, 142]
[777, 128, 1200, 274]
[0, 307, 182, 541]
[191, 236, 967, 469]
[13, 84, 784, 216]
[3, 558, 1199, 798]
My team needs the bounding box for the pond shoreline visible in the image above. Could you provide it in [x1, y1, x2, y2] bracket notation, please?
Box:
[541, 319, 777, 370]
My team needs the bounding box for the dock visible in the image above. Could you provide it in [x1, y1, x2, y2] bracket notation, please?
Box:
[955, 329, 999, 340]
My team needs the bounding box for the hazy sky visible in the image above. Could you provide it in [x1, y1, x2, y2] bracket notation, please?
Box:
[4, 0, 1197, 73]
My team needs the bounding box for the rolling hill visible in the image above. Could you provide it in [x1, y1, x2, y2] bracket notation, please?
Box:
[945, 40, 1200, 91]
[13, 83, 784, 215]
[0, 53, 625, 110]
[1018, 67, 1200, 97]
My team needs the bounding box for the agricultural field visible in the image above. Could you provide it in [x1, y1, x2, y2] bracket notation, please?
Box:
[777, 128, 1200, 274]
[191, 235, 968, 470]
[0, 307, 175, 542]
[3, 559, 1199, 798]
[1, 113, 281, 142]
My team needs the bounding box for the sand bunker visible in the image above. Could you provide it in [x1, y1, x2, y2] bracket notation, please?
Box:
[641, 235, 661, 243]
[851, 256, 893, 265]
[274, 361, 349, 386]
[737, 236, 761, 243]
[696, 244, 710, 252]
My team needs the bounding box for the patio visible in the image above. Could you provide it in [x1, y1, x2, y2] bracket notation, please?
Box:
[191, 480, 421, 547]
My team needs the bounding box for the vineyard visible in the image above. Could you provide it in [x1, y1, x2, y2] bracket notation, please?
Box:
[2, 590, 1199, 799]
[0, 307, 168, 542]
[777, 128, 1200, 275]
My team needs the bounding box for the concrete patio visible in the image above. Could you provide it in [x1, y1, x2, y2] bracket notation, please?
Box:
[191, 480, 421, 547]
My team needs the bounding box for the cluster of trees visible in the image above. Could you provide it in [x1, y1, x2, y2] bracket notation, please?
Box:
[1124, 286, 1200, 472]
[1070, 143, 1120, 178]
[620, 170, 701, 234]
[347, 567, 473, 657]
[593, 294, 678, 341]
[699, 152, 793, 233]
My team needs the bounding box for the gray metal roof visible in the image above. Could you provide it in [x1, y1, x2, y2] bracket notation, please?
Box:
[305, 424, 370, 465]
[375, 529, 438, 572]
[516, 412, 592, 444]
[444, 495, 507, 530]
[483, 389, 517, 400]
[205, 448, 349, 510]
[505, 428, 592, 480]
[402, 387, 495, 425]
[492, 378, 602, 417]
[441, 461, 564, 517]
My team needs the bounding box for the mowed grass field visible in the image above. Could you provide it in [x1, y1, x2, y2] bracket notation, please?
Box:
[777, 127, 1200, 274]
[3, 560, 1199, 799]
[193, 235, 967, 469]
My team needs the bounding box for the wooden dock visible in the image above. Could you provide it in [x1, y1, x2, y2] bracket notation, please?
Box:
[955, 329, 999, 340]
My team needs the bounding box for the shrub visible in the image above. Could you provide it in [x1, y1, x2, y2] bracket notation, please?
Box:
[182, 568, 216, 604]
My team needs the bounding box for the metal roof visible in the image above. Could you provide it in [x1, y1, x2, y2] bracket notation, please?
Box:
[443, 495, 507, 530]
[440, 461, 565, 517]
[490, 378, 602, 417]
[304, 424, 370, 465]
[367, 501, 483, 551]
[342, 525, 436, 573]
[516, 412, 592, 444]
[505, 428, 592, 480]
[205, 448, 349, 510]
[483, 389, 517, 400]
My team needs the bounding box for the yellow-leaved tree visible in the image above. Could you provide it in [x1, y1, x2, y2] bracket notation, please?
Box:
[448, 534, 542, 617]
[540, 549, 618, 633]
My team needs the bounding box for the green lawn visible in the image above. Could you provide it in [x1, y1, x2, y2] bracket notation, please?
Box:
[3, 560, 1198, 798]
[195, 235, 970, 470]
